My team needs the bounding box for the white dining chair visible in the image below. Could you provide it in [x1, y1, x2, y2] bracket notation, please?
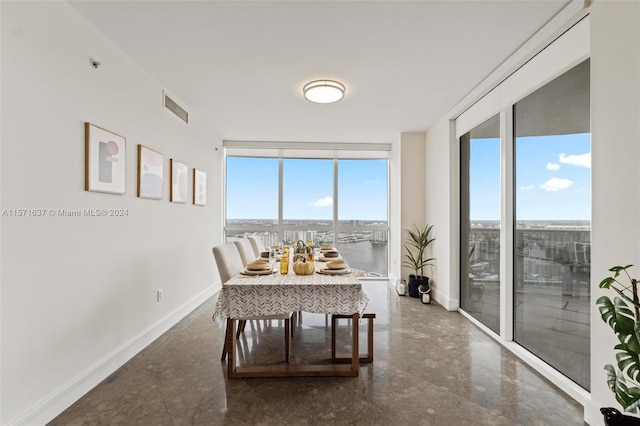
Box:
[212, 242, 293, 362]
[234, 238, 257, 265]
[213, 242, 244, 284]
[248, 235, 267, 257]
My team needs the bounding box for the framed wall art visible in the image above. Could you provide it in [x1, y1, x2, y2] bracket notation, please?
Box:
[137, 145, 164, 199]
[193, 169, 206, 206]
[85, 122, 126, 194]
[170, 159, 188, 203]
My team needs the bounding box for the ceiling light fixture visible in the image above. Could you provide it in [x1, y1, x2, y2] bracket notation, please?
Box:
[303, 80, 345, 104]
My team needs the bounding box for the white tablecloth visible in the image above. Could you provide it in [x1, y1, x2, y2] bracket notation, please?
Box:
[212, 269, 369, 328]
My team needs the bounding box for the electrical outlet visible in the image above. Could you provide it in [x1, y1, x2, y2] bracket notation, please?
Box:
[157, 289, 163, 302]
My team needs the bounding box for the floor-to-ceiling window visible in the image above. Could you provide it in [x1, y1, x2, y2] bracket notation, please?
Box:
[460, 114, 501, 333]
[337, 159, 389, 277]
[225, 157, 279, 245]
[224, 148, 389, 277]
[513, 59, 591, 389]
[456, 17, 590, 393]
[282, 158, 334, 246]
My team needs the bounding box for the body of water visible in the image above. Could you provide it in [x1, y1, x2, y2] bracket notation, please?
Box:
[336, 241, 388, 276]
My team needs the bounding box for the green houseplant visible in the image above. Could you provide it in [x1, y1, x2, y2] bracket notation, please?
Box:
[402, 224, 435, 298]
[598, 264, 640, 417]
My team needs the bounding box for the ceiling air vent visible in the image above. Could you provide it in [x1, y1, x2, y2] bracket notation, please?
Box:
[163, 93, 189, 124]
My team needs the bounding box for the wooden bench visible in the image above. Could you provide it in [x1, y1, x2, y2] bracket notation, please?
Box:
[331, 311, 376, 363]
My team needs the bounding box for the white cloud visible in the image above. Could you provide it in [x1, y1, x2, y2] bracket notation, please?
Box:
[559, 152, 591, 168]
[364, 179, 379, 184]
[546, 163, 560, 171]
[310, 196, 333, 207]
[520, 185, 535, 191]
[539, 178, 574, 192]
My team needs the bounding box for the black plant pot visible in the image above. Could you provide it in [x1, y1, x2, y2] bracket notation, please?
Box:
[408, 275, 429, 298]
[601, 407, 640, 425]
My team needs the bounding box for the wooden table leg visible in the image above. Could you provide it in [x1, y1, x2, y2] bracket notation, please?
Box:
[225, 314, 360, 378]
[227, 318, 237, 377]
[351, 313, 359, 374]
[331, 315, 337, 360]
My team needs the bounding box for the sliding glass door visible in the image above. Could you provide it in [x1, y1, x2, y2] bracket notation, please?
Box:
[460, 114, 501, 334]
[459, 59, 590, 390]
[513, 59, 591, 389]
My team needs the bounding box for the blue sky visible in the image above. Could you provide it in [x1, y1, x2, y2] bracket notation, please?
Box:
[226, 157, 279, 219]
[227, 157, 387, 220]
[470, 133, 591, 221]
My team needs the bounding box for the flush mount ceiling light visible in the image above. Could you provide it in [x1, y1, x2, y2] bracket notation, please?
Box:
[303, 80, 345, 104]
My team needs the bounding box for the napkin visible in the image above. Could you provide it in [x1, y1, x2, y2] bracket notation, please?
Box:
[325, 260, 346, 270]
[246, 260, 270, 271]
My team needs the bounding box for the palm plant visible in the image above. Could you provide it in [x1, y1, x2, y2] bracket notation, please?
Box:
[598, 264, 640, 414]
[402, 224, 435, 278]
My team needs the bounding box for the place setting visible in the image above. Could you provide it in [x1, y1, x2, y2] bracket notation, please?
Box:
[258, 248, 281, 262]
[317, 259, 352, 275]
[319, 247, 342, 262]
[240, 260, 277, 276]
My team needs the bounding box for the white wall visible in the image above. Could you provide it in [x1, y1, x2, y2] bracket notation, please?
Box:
[388, 135, 402, 281]
[1, 3, 223, 424]
[425, 120, 458, 310]
[399, 132, 426, 282]
[587, 0, 640, 423]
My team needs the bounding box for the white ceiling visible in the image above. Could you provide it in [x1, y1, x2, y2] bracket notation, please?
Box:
[69, 1, 569, 143]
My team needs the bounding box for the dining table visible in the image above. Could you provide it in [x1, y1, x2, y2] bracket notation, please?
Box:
[212, 256, 369, 378]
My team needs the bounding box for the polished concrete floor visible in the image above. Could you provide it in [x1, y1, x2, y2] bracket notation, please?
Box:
[462, 282, 590, 389]
[50, 281, 585, 425]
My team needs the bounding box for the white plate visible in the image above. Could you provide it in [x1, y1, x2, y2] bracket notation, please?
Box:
[320, 255, 342, 262]
[240, 268, 276, 276]
[259, 257, 280, 262]
[325, 263, 347, 270]
[317, 268, 352, 275]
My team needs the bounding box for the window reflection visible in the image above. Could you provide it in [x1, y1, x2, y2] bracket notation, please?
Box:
[514, 59, 590, 389]
[460, 114, 501, 334]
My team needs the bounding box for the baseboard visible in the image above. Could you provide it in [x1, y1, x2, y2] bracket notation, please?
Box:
[584, 398, 602, 426]
[584, 400, 640, 425]
[388, 275, 459, 310]
[9, 282, 220, 426]
[431, 288, 459, 311]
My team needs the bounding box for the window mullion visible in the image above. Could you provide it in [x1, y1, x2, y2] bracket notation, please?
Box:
[333, 158, 338, 243]
[278, 156, 283, 242]
[500, 107, 514, 342]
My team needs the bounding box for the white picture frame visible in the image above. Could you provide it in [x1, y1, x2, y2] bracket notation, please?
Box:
[170, 159, 188, 203]
[137, 145, 164, 200]
[193, 169, 206, 206]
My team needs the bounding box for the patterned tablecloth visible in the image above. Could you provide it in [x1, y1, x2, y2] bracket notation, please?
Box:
[212, 267, 369, 328]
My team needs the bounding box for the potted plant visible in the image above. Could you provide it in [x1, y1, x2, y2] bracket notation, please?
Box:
[402, 224, 435, 299]
[598, 264, 640, 423]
